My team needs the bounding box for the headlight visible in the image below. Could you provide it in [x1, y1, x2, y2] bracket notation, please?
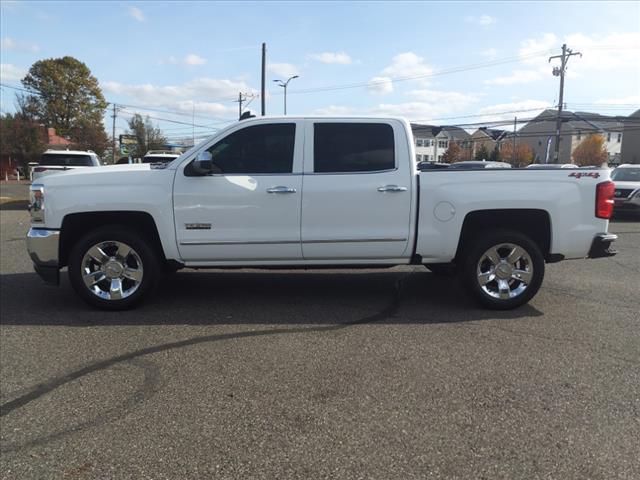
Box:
[29, 184, 45, 223]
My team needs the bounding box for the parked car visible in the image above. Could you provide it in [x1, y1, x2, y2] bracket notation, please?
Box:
[142, 150, 181, 164]
[449, 161, 512, 169]
[526, 163, 579, 169]
[611, 164, 640, 214]
[417, 161, 450, 170]
[27, 117, 617, 311]
[32, 149, 101, 180]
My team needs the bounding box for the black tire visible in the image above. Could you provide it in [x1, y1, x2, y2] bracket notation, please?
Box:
[461, 229, 545, 310]
[68, 226, 160, 310]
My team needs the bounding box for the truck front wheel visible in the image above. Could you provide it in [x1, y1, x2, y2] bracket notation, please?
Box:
[462, 230, 544, 310]
[68, 226, 160, 310]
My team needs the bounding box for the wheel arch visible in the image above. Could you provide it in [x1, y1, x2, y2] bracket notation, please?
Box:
[455, 209, 552, 262]
[59, 211, 167, 268]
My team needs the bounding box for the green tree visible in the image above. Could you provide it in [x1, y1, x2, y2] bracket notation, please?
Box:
[475, 144, 490, 161]
[20, 56, 109, 154]
[126, 114, 168, 157]
[489, 146, 501, 162]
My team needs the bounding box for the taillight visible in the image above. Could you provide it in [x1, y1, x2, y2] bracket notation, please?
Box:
[33, 167, 48, 173]
[596, 181, 615, 219]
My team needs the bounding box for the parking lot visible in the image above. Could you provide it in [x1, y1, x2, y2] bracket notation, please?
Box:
[1, 191, 639, 479]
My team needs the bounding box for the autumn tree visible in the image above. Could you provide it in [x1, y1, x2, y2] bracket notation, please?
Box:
[126, 114, 168, 157]
[474, 144, 490, 161]
[572, 134, 608, 166]
[442, 141, 462, 163]
[20, 56, 109, 155]
[0, 113, 46, 172]
[500, 142, 534, 167]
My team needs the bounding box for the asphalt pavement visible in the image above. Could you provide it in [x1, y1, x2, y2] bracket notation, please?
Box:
[1, 208, 639, 479]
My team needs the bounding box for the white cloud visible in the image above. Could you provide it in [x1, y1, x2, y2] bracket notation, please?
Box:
[0, 63, 26, 82]
[479, 14, 496, 26]
[370, 91, 481, 121]
[307, 52, 352, 64]
[313, 105, 357, 116]
[408, 89, 481, 107]
[475, 100, 552, 123]
[367, 76, 394, 95]
[486, 31, 639, 87]
[382, 52, 433, 79]
[485, 69, 543, 85]
[128, 6, 145, 22]
[1, 37, 39, 53]
[466, 14, 497, 27]
[481, 48, 498, 59]
[184, 53, 206, 66]
[594, 95, 640, 106]
[267, 62, 299, 78]
[518, 31, 640, 73]
[102, 77, 255, 118]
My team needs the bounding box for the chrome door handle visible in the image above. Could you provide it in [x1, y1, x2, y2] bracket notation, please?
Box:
[377, 185, 408, 192]
[267, 186, 297, 194]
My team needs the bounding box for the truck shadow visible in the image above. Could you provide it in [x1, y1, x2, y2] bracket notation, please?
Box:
[0, 269, 543, 326]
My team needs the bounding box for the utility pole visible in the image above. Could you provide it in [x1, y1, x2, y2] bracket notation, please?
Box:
[261, 43, 266, 116]
[513, 117, 517, 165]
[111, 103, 117, 164]
[192, 101, 195, 146]
[549, 44, 581, 163]
[235, 92, 256, 120]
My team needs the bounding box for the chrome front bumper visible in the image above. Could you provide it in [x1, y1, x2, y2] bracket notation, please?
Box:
[26, 228, 60, 285]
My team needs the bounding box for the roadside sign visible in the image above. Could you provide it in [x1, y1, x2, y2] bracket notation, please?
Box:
[119, 134, 137, 155]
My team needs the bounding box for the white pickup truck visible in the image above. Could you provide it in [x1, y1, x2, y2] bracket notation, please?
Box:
[26, 117, 618, 310]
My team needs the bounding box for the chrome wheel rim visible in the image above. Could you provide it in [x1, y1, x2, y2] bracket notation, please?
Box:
[476, 243, 533, 300]
[81, 241, 143, 300]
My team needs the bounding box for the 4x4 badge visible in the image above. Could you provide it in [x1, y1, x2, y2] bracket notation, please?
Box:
[569, 172, 600, 179]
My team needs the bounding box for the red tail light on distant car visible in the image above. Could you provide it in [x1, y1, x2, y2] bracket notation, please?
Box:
[596, 181, 615, 219]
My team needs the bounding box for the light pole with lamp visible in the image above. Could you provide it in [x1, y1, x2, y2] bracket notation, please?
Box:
[273, 75, 299, 115]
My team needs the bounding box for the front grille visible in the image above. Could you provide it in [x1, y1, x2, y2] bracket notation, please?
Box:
[614, 188, 634, 199]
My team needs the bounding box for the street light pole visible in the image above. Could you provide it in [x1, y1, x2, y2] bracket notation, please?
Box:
[273, 75, 299, 115]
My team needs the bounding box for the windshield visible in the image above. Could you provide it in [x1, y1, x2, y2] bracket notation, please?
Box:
[611, 168, 640, 182]
[40, 153, 94, 167]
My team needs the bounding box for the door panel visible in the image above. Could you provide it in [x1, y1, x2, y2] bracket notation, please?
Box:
[301, 120, 413, 260]
[173, 121, 304, 262]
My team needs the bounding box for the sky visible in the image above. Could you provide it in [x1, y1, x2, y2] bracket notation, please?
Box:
[1, 0, 639, 144]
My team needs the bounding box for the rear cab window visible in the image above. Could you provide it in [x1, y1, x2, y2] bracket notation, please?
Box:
[40, 153, 95, 167]
[313, 123, 395, 173]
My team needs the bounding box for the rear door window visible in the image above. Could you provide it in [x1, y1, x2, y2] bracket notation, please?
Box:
[313, 123, 395, 173]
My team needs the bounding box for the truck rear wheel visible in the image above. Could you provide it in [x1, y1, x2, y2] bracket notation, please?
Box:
[68, 226, 160, 310]
[462, 230, 544, 310]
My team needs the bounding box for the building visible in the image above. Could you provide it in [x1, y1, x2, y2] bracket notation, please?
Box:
[470, 127, 508, 158]
[517, 109, 624, 164]
[411, 124, 472, 163]
[620, 109, 640, 164]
